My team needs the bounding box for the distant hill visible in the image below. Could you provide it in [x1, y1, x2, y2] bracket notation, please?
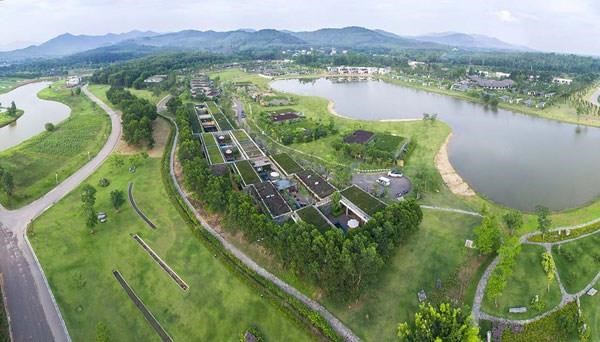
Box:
[413, 32, 532, 51]
[0, 30, 159, 61]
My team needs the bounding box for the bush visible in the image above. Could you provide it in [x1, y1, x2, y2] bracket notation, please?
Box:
[45, 122, 55, 132]
[98, 178, 110, 187]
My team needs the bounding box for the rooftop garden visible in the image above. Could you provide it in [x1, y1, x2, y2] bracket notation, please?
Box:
[206, 145, 224, 164]
[235, 160, 261, 186]
[340, 185, 386, 217]
[296, 205, 332, 232]
[271, 153, 303, 175]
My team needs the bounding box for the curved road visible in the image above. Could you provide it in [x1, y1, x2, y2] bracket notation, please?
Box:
[589, 85, 600, 107]
[161, 106, 360, 341]
[0, 85, 121, 341]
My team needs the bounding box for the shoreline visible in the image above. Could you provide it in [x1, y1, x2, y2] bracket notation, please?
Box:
[0, 110, 24, 128]
[434, 133, 476, 197]
[326, 99, 420, 122]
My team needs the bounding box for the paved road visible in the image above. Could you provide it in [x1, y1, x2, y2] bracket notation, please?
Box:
[0, 85, 121, 341]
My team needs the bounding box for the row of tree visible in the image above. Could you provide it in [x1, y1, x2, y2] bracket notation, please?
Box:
[106, 87, 157, 147]
[169, 98, 423, 299]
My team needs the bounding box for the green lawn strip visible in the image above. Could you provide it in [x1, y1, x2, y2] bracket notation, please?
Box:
[552, 234, 600, 293]
[580, 280, 599, 341]
[232, 129, 250, 141]
[340, 185, 386, 216]
[296, 206, 331, 232]
[29, 157, 310, 341]
[271, 153, 303, 175]
[206, 101, 233, 130]
[529, 221, 600, 243]
[206, 145, 224, 164]
[0, 82, 111, 209]
[0, 109, 24, 128]
[234, 160, 261, 185]
[500, 301, 581, 342]
[482, 244, 563, 319]
[323, 211, 482, 341]
[201, 133, 217, 146]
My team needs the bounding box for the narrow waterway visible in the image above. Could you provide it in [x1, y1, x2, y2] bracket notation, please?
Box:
[0, 82, 70, 151]
[271, 78, 600, 211]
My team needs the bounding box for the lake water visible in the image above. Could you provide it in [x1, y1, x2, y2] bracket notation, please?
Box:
[271, 78, 600, 211]
[0, 82, 70, 151]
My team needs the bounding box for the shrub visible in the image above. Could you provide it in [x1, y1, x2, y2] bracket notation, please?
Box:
[98, 178, 110, 187]
[45, 122, 55, 132]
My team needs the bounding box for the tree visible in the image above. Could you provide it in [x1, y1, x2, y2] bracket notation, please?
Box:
[502, 210, 523, 235]
[8, 101, 17, 116]
[83, 205, 98, 230]
[110, 190, 125, 211]
[81, 184, 97, 208]
[474, 215, 502, 255]
[95, 321, 110, 342]
[398, 303, 480, 342]
[45, 122, 55, 132]
[535, 205, 552, 238]
[541, 252, 556, 293]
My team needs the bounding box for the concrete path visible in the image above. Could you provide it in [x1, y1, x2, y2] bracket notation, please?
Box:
[472, 218, 600, 327]
[0, 85, 121, 341]
[161, 113, 360, 341]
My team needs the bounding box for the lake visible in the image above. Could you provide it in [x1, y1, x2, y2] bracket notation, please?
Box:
[0, 82, 70, 151]
[271, 78, 600, 211]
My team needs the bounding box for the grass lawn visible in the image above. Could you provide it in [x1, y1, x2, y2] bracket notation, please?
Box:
[372, 133, 405, 152]
[483, 244, 562, 319]
[271, 153, 303, 175]
[552, 234, 600, 293]
[201, 133, 217, 146]
[0, 109, 24, 128]
[234, 160, 261, 185]
[233, 129, 250, 141]
[296, 205, 332, 232]
[340, 185, 386, 216]
[0, 82, 110, 209]
[206, 145, 224, 164]
[30, 156, 310, 341]
[0, 77, 29, 94]
[580, 279, 599, 341]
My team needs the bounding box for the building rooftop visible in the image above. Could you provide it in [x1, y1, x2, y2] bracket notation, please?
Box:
[252, 182, 292, 218]
[270, 112, 301, 123]
[295, 170, 336, 199]
[344, 130, 375, 144]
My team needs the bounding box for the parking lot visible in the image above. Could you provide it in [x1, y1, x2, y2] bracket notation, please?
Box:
[352, 172, 412, 201]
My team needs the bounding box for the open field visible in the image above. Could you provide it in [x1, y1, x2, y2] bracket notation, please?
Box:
[296, 205, 331, 232]
[0, 109, 24, 128]
[552, 234, 600, 293]
[30, 156, 310, 341]
[0, 82, 110, 209]
[483, 244, 562, 319]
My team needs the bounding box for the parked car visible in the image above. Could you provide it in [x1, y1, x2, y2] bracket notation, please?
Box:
[376, 176, 391, 186]
[387, 169, 403, 178]
[97, 212, 107, 223]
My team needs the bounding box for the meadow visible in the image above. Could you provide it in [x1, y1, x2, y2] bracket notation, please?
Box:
[0, 82, 110, 208]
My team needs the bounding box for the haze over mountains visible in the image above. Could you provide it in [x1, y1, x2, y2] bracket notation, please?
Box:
[0, 26, 532, 63]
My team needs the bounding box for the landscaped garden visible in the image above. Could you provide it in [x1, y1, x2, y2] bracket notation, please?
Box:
[552, 234, 600, 293]
[234, 160, 261, 185]
[206, 101, 234, 130]
[483, 244, 562, 319]
[0, 81, 111, 208]
[270, 153, 303, 175]
[29, 156, 309, 341]
[296, 205, 331, 232]
[340, 185, 386, 216]
[205, 145, 224, 164]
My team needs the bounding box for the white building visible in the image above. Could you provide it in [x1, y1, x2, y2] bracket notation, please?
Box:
[144, 74, 167, 84]
[327, 66, 391, 75]
[66, 76, 81, 88]
[495, 72, 511, 79]
[553, 77, 573, 85]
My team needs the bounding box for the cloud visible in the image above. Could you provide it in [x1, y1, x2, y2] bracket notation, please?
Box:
[496, 9, 517, 22]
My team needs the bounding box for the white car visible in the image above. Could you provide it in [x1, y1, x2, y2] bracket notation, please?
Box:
[387, 170, 403, 178]
[97, 212, 107, 223]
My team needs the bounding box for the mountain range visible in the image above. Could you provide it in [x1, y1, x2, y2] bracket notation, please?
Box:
[0, 27, 531, 63]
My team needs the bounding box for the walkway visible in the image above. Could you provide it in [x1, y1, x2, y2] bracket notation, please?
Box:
[161, 113, 360, 341]
[472, 219, 600, 326]
[0, 85, 122, 341]
[589, 85, 600, 107]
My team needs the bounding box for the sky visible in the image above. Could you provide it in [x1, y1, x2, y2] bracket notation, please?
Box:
[1, 0, 599, 55]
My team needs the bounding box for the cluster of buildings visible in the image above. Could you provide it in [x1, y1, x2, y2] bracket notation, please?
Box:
[465, 75, 515, 90]
[190, 75, 220, 100]
[326, 66, 391, 75]
[65, 75, 81, 88]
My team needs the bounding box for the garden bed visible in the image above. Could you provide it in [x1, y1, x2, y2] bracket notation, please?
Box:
[271, 153, 303, 175]
[340, 185, 386, 216]
[133, 235, 189, 290]
[206, 145, 224, 164]
[528, 221, 600, 243]
[113, 270, 173, 342]
[234, 160, 261, 186]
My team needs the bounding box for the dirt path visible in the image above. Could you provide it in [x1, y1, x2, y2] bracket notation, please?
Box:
[435, 133, 475, 197]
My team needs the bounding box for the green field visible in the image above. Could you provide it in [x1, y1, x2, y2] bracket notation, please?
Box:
[271, 153, 303, 175]
[483, 244, 562, 319]
[205, 145, 224, 164]
[0, 82, 110, 208]
[201, 133, 217, 146]
[340, 185, 386, 216]
[0, 109, 24, 127]
[235, 160, 261, 185]
[30, 156, 309, 341]
[296, 205, 331, 232]
[0, 77, 29, 94]
[552, 234, 600, 293]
